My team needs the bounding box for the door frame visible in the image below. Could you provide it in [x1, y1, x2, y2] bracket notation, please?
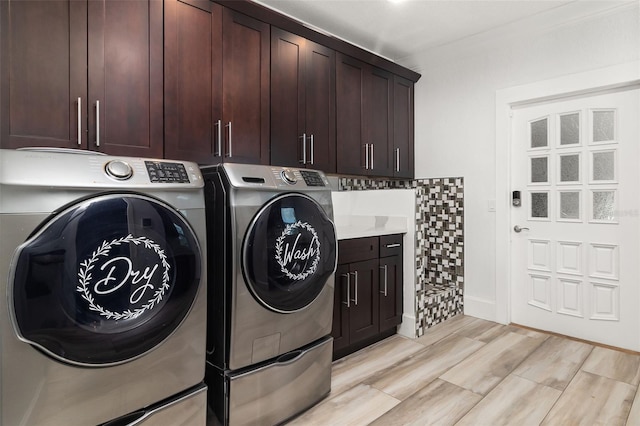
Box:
[494, 61, 640, 324]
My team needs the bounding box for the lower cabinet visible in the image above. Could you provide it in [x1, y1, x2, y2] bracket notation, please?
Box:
[331, 234, 403, 360]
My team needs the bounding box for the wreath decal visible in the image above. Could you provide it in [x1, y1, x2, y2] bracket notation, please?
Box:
[275, 221, 321, 281]
[76, 234, 171, 321]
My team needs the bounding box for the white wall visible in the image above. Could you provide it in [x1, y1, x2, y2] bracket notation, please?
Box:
[404, 4, 640, 320]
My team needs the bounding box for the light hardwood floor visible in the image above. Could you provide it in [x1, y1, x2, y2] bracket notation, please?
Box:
[288, 315, 640, 425]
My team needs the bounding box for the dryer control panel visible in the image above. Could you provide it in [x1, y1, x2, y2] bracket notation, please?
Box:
[145, 161, 190, 183]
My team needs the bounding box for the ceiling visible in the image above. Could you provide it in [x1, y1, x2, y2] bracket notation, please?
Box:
[255, 0, 634, 66]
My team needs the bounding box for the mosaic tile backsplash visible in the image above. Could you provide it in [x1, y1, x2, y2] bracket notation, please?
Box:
[339, 177, 464, 337]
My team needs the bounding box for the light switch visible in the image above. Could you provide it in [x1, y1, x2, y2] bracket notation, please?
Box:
[488, 199, 496, 212]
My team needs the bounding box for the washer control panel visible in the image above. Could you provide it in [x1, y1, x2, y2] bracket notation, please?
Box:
[144, 161, 190, 183]
[271, 168, 327, 188]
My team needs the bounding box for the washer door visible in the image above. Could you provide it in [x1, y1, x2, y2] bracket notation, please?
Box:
[242, 193, 337, 313]
[10, 194, 202, 366]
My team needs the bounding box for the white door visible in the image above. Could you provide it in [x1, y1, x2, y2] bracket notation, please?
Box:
[510, 88, 640, 351]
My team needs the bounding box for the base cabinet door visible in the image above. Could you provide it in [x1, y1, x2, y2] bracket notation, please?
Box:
[347, 259, 380, 344]
[331, 264, 351, 353]
[332, 235, 403, 359]
[379, 254, 403, 331]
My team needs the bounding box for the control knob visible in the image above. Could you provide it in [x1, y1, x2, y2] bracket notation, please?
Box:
[105, 160, 133, 180]
[281, 169, 297, 184]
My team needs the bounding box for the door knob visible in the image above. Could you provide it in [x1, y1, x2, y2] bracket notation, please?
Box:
[514, 225, 530, 233]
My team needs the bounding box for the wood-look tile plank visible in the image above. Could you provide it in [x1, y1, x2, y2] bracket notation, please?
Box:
[288, 384, 399, 426]
[415, 314, 479, 347]
[469, 323, 549, 344]
[369, 379, 481, 426]
[456, 374, 561, 426]
[439, 331, 544, 395]
[627, 387, 640, 425]
[513, 335, 593, 390]
[453, 318, 505, 342]
[581, 346, 640, 386]
[365, 334, 485, 400]
[330, 335, 424, 395]
[542, 371, 635, 426]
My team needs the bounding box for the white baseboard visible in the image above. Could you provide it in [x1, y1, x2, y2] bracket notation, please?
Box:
[398, 313, 417, 338]
[464, 296, 505, 324]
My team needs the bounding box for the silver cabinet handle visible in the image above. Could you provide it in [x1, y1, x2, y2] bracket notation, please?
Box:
[300, 133, 307, 164]
[77, 97, 82, 145]
[95, 100, 100, 147]
[350, 271, 359, 306]
[385, 243, 401, 249]
[342, 273, 350, 308]
[215, 119, 222, 156]
[380, 264, 388, 296]
[395, 147, 400, 172]
[370, 143, 374, 170]
[364, 144, 369, 169]
[310, 134, 314, 165]
[225, 122, 232, 157]
[514, 225, 530, 233]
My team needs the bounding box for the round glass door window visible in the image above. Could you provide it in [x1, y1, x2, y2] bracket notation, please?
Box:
[10, 194, 201, 366]
[242, 193, 337, 312]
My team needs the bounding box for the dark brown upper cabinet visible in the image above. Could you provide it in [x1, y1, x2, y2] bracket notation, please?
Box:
[0, 0, 163, 158]
[336, 53, 393, 177]
[393, 76, 415, 178]
[165, 1, 270, 166]
[270, 28, 336, 172]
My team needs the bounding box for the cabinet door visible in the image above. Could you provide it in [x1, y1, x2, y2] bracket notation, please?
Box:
[88, 0, 163, 158]
[0, 0, 87, 149]
[379, 254, 403, 331]
[369, 68, 392, 176]
[222, 8, 270, 165]
[270, 28, 305, 168]
[393, 75, 414, 178]
[304, 40, 335, 172]
[165, 0, 223, 164]
[348, 258, 380, 344]
[331, 264, 351, 353]
[336, 53, 368, 176]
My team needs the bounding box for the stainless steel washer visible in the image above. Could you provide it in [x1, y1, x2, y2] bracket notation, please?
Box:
[0, 148, 208, 426]
[202, 163, 337, 425]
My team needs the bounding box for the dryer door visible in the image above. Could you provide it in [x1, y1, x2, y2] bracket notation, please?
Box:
[10, 194, 202, 366]
[242, 193, 337, 313]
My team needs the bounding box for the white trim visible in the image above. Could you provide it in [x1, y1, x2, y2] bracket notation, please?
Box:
[397, 313, 417, 338]
[463, 295, 499, 323]
[495, 60, 640, 325]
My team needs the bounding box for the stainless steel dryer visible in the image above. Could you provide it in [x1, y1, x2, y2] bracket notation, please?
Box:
[202, 163, 337, 426]
[0, 148, 208, 426]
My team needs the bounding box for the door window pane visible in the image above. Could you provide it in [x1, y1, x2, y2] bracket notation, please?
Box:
[560, 154, 580, 183]
[531, 118, 548, 148]
[592, 190, 616, 222]
[531, 157, 548, 183]
[593, 110, 615, 142]
[592, 151, 615, 181]
[559, 191, 581, 220]
[531, 192, 549, 219]
[560, 113, 580, 146]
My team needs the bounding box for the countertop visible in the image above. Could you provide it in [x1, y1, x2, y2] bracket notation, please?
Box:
[333, 215, 408, 240]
